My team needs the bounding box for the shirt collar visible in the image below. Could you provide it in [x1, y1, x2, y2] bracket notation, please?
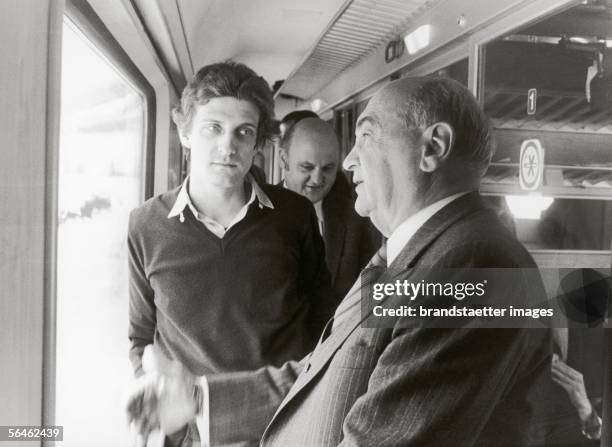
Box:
[168, 172, 273, 221]
[313, 200, 324, 220]
[386, 191, 469, 266]
[248, 172, 274, 209]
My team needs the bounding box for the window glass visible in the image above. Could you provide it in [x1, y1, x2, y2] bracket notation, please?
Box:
[480, 1, 612, 252]
[483, 195, 612, 250]
[56, 18, 145, 446]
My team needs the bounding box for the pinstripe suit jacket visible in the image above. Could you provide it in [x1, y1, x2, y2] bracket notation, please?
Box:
[206, 192, 552, 446]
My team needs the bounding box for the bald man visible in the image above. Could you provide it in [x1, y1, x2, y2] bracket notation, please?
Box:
[280, 117, 378, 300]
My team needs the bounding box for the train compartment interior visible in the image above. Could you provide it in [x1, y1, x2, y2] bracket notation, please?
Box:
[1, 0, 610, 445]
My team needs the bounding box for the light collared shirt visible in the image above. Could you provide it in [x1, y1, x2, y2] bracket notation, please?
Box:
[313, 200, 324, 236]
[387, 192, 469, 266]
[168, 173, 274, 238]
[282, 180, 325, 235]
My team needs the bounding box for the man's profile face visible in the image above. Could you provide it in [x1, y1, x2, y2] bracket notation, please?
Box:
[282, 127, 339, 204]
[343, 85, 425, 236]
[180, 96, 259, 188]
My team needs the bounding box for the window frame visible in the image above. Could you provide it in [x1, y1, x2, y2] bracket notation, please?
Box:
[65, 0, 156, 200]
[468, 0, 612, 260]
[43, 0, 157, 432]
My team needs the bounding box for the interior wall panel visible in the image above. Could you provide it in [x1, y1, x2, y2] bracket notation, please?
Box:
[0, 0, 63, 442]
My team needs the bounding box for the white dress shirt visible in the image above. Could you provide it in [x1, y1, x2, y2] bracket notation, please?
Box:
[313, 200, 324, 236]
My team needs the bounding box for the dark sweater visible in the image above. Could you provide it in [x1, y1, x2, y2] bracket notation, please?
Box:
[128, 183, 333, 376]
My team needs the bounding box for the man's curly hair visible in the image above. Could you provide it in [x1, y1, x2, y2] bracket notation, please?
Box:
[172, 60, 276, 148]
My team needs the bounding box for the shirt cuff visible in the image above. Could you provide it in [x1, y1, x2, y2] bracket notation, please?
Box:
[195, 375, 210, 447]
[581, 408, 602, 441]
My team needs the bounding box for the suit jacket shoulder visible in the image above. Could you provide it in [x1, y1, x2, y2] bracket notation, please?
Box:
[396, 191, 537, 270]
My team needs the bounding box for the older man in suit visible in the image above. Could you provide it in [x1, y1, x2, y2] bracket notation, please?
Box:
[280, 117, 378, 300]
[128, 76, 552, 447]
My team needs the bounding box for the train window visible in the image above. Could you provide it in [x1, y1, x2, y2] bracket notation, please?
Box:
[55, 17, 146, 445]
[480, 1, 612, 252]
[484, 195, 612, 251]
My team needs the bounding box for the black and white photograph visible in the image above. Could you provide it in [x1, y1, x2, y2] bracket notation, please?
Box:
[1, 0, 611, 446]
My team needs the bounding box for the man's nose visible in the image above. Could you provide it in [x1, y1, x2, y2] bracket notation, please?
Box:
[343, 145, 358, 171]
[310, 168, 324, 185]
[218, 133, 238, 156]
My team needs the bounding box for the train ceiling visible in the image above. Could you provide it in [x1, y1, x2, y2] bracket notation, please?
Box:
[275, 0, 439, 100]
[132, 0, 348, 92]
[130, 0, 436, 97]
[131, 0, 611, 106]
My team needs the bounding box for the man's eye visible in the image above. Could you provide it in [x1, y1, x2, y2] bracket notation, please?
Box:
[239, 127, 255, 137]
[202, 124, 221, 134]
[355, 130, 370, 141]
[298, 166, 313, 173]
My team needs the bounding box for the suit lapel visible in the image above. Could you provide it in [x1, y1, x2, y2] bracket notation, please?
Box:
[322, 178, 350, 283]
[323, 194, 346, 283]
[277, 178, 347, 283]
[312, 193, 485, 365]
[266, 299, 364, 423]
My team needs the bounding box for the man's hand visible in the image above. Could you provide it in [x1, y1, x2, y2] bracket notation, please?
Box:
[126, 373, 162, 446]
[126, 345, 200, 444]
[551, 354, 591, 420]
[157, 369, 198, 436]
[551, 354, 602, 440]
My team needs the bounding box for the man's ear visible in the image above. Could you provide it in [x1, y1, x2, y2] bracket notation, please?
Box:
[279, 148, 290, 171]
[178, 129, 191, 149]
[419, 122, 454, 173]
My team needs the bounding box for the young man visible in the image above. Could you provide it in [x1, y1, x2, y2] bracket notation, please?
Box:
[128, 61, 333, 382]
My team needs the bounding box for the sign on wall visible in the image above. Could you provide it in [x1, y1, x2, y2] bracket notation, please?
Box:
[527, 88, 537, 115]
[519, 139, 545, 191]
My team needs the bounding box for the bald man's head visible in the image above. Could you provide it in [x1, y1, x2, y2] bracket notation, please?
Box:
[373, 76, 492, 174]
[281, 118, 340, 203]
[280, 110, 319, 139]
[342, 76, 492, 236]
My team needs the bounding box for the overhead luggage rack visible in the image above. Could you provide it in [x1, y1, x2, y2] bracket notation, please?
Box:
[277, 0, 438, 100]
